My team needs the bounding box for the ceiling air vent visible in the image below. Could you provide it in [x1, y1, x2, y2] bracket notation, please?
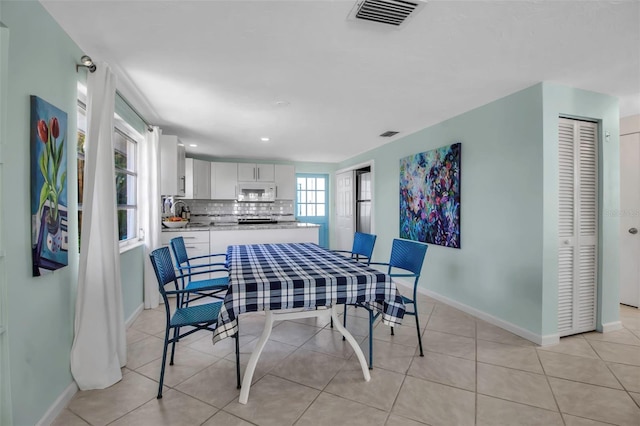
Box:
[348, 0, 426, 27]
[380, 131, 399, 137]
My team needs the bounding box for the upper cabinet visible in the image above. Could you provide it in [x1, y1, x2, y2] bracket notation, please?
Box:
[160, 135, 186, 196]
[184, 158, 211, 199]
[238, 163, 275, 182]
[274, 164, 295, 200]
[211, 162, 238, 200]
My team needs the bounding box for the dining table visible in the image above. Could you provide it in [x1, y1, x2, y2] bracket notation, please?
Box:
[212, 242, 406, 404]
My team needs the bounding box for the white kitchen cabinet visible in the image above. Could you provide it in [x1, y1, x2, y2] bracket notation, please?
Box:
[238, 163, 275, 182]
[160, 135, 186, 196]
[211, 162, 238, 200]
[274, 164, 295, 200]
[161, 230, 212, 278]
[185, 158, 211, 199]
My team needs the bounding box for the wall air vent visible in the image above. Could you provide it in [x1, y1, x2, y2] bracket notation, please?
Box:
[380, 131, 399, 137]
[348, 0, 426, 27]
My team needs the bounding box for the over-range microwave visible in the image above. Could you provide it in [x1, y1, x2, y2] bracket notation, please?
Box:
[237, 183, 276, 202]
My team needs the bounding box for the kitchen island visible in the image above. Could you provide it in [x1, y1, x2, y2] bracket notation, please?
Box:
[161, 222, 320, 257]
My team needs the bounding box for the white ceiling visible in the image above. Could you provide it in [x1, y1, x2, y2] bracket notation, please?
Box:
[41, 0, 640, 163]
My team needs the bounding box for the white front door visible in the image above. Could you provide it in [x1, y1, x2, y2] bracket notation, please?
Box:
[620, 126, 640, 308]
[335, 170, 354, 251]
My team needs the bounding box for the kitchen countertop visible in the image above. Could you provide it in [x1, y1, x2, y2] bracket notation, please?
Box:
[161, 222, 320, 232]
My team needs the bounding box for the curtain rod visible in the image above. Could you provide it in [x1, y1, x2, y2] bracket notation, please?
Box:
[115, 90, 154, 132]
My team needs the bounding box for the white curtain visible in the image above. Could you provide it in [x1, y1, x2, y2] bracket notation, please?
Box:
[70, 63, 127, 390]
[140, 126, 162, 309]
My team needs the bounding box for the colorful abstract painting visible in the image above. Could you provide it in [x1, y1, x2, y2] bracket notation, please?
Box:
[30, 96, 68, 276]
[399, 143, 461, 248]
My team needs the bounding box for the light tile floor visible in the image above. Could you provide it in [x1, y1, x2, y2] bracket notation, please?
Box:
[52, 298, 640, 426]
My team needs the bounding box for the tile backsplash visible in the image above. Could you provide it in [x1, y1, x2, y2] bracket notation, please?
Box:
[162, 197, 294, 223]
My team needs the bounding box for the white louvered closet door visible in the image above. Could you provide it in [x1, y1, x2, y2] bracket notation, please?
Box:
[558, 118, 598, 336]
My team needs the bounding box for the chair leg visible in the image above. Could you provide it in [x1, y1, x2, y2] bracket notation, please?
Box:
[235, 332, 241, 389]
[170, 326, 179, 365]
[390, 326, 394, 336]
[368, 310, 374, 369]
[158, 329, 170, 399]
[414, 312, 424, 357]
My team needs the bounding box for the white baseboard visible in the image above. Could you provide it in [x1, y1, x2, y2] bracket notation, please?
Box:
[602, 321, 623, 333]
[540, 333, 560, 346]
[125, 303, 144, 328]
[397, 282, 550, 346]
[36, 304, 143, 426]
[36, 381, 78, 426]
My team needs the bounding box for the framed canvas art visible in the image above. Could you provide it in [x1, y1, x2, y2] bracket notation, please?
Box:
[30, 95, 68, 276]
[399, 142, 461, 248]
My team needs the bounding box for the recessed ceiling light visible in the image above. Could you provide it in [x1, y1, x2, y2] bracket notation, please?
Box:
[261, 137, 270, 142]
[178, 143, 185, 146]
[189, 144, 198, 147]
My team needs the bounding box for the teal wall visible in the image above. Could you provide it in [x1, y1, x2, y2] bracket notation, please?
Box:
[0, 2, 621, 422]
[2, 2, 82, 425]
[1, 2, 146, 424]
[339, 85, 546, 335]
[540, 82, 620, 335]
[338, 83, 620, 339]
[1, 6, 13, 425]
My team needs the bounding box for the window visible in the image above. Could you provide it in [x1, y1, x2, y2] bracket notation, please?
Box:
[296, 176, 326, 217]
[114, 128, 138, 241]
[77, 85, 142, 245]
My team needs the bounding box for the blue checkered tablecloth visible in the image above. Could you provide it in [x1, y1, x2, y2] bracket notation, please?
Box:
[213, 242, 405, 343]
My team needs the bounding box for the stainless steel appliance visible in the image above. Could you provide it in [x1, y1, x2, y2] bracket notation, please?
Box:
[356, 171, 371, 234]
[237, 183, 276, 202]
[237, 216, 277, 225]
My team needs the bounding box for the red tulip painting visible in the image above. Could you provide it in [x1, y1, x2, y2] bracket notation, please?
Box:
[30, 96, 68, 275]
[400, 143, 461, 248]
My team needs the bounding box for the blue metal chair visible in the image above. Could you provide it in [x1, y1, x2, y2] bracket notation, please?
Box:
[333, 232, 377, 265]
[149, 246, 240, 399]
[361, 238, 428, 368]
[333, 232, 377, 332]
[169, 236, 229, 307]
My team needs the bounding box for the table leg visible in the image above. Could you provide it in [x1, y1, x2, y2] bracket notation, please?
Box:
[238, 311, 275, 404]
[330, 307, 371, 382]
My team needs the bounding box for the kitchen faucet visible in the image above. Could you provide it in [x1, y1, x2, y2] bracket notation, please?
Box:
[172, 199, 187, 218]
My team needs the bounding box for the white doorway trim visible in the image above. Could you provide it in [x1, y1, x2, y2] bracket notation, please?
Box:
[334, 160, 375, 245]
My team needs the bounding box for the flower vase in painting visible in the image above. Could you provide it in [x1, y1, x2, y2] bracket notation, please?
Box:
[30, 96, 68, 275]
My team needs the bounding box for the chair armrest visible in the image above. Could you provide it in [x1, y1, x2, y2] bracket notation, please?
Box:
[175, 268, 228, 281]
[177, 262, 228, 271]
[187, 253, 226, 261]
[166, 287, 220, 296]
